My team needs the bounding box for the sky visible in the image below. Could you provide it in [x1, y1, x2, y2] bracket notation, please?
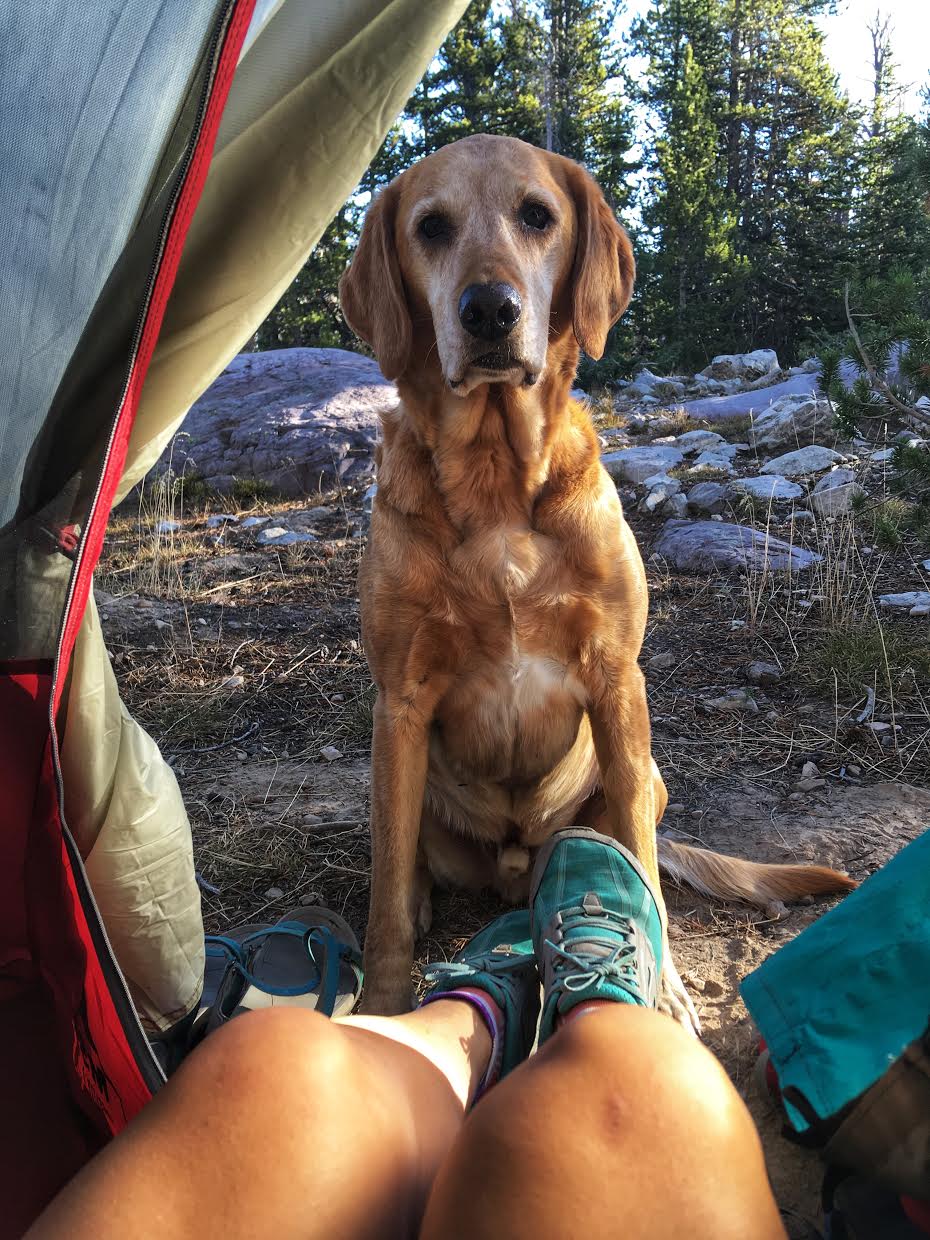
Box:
[818, 0, 928, 114]
[622, 0, 928, 117]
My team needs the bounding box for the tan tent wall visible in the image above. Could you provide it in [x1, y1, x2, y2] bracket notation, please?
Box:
[60, 0, 470, 1031]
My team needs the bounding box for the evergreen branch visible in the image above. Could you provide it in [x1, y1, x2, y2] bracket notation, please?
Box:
[843, 282, 930, 426]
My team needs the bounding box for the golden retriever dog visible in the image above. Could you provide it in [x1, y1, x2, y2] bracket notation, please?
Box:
[339, 134, 853, 1024]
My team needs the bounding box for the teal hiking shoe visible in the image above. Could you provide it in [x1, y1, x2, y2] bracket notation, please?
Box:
[530, 827, 663, 1044]
[421, 910, 539, 1096]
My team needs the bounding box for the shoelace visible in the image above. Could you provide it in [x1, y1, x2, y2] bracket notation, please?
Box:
[424, 951, 531, 990]
[545, 924, 638, 994]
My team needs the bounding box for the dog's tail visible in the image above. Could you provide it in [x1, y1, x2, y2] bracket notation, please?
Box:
[658, 838, 855, 909]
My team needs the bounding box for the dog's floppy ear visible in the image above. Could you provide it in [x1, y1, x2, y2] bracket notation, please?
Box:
[566, 162, 635, 360]
[339, 182, 412, 381]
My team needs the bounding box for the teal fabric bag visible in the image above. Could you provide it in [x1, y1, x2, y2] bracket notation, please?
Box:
[740, 828, 930, 1133]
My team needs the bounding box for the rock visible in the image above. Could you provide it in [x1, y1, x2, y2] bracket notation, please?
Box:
[794, 775, 827, 794]
[674, 429, 727, 455]
[730, 475, 804, 502]
[664, 491, 689, 517]
[691, 451, 736, 475]
[695, 442, 738, 461]
[666, 803, 685, 815]
[642, 472, 681, 493]
[879, 591, 930, 611]
[157, 347, 392, 496]
[264, 886, 285, 901]
[911, 605, 930, 617]
[923, 559, 930, 572]
[240, 515, 271, 528]
[871, 447, 896, 463]
[205, 513, 238, 528]
[686, 481, 729, 515]
[647, 651, 677, 671]
[220, 674, 245, 690]
[760, 445, 847, 478]
[809, 468, 863, 516]
[652, 378, 687, 403]
[653, 519, 822, 574]
[602, 445, 684, 484]
[748, 396, 833, 452]
[701, 349, 779, 382]
[701, 688, 759, 714]
[320, 744, 343, 761]
[155, 519, 181, 534]
[255, 527, 316, 547]
[748, 661, 782, 685]
[801, 761, 820, 779]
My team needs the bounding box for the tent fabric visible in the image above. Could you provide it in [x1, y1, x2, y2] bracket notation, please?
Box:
[2, 2, 259, 1229]
[741, 828, 930, 1132]
[58, 0, 470, 1032]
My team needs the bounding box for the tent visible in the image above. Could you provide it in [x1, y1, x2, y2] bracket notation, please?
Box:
[0, 1, 467, 1231]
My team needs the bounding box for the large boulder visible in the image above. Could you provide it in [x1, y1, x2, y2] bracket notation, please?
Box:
[701, 349, 779, 382]
[158, 348, 394, 496]
[601, 444, 684, 484]
[760, 445, 847, 478]
[748, 396, 834, 453]
[653, 519, 822, 574]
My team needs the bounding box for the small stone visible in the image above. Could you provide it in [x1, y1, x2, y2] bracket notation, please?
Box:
[331, 693, 345, 702]
[206, 513, 238, 528]
[299, 890, 323, 906]
[730, 475, 804, 503]
[747, 660, 781, 686]
[264, 886, 285, 900]
[879, 591, 930, 611]
[647, 651, 677, 671]
[800, 760, 820, 779]
[320, 744, 343, 761]
[911, 605, 930, 617]
[701, 688, 759, 714]
[760, 445, 847, 478]
[810, 468, 863, 516]
[196, 617, 208, 626]
[794, 777, 826, 793]
[240, 515, 271, 529]
[702, 979, 725, 999]
[155, 519, 181, 534]
[868, 721, 891, 733]
[220, 674, 245, 689]
[847, 764, 861, 776]
[302, 813, 322, 826]
[666, 803, 685, 815]
[152, 618, 171, 631]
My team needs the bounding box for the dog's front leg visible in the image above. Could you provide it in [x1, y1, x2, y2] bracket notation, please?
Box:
[586, 664, 700, 1035]
[360, 690, 433, 1015]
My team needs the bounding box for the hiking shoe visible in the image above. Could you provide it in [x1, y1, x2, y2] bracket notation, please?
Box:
[421, 910, 539, 1095]
[530, 826, 663, 1044]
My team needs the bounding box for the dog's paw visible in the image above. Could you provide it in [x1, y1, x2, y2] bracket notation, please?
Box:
[658, 954, 702, 1037]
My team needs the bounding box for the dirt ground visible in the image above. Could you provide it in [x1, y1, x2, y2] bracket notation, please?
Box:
[97, 474, 930, 1238]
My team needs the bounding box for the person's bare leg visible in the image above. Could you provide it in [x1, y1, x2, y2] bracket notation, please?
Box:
[27, 999, 493, 1240]
[421, 1003, 788, 1240]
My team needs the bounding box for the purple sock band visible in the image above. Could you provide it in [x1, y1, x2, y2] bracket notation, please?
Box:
[420, 989, 503, 1102]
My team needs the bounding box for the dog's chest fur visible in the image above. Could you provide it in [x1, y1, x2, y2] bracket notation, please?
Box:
[426, 523, 599, 845]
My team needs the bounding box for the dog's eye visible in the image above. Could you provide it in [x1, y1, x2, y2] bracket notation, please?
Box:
[520, 202, 551, 231]
[419, 214, 451, 241]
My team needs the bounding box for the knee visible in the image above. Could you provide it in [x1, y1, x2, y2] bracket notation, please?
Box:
[542, 1006, 747, 1144]
[176, 1008, 356, 1125]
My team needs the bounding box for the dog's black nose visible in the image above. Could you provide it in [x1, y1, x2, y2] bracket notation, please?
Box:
[458, 282, 522, 341]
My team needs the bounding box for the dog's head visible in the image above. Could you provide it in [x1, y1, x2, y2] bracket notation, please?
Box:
[339, 135, 634, 393]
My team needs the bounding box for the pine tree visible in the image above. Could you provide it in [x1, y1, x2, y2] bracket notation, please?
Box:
[632, 0, 744, 369]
